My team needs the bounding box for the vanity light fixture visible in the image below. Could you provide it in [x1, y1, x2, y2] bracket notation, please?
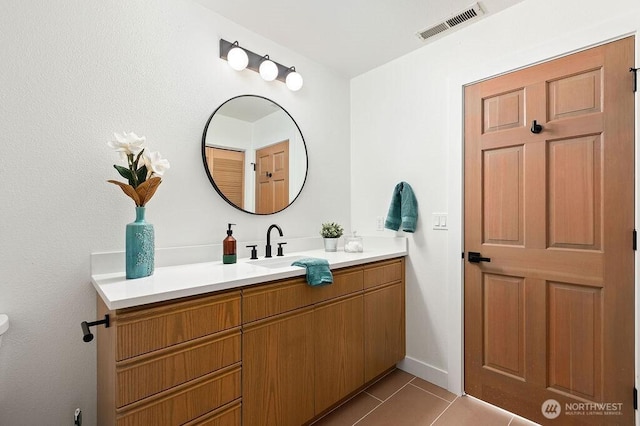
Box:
[285, 67, 303, 92]
[219, 39, 303, 91]
[259, 55, 278, 81]
[226, 41, 249, 71]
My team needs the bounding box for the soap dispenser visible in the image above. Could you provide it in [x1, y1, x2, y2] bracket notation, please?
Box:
[223, 223, 237, 264]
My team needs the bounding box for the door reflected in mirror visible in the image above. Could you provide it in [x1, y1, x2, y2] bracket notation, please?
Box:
[202, 95, 308, 214]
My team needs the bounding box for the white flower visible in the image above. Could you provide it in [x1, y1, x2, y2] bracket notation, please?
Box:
[107, 131, 146, 156]
[143, 150, 171, 177]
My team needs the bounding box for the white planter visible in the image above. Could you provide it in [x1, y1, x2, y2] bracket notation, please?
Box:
[323, 237, 339, 252]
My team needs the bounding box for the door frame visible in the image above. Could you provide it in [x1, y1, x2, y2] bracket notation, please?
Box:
[448, 33, 638, 411]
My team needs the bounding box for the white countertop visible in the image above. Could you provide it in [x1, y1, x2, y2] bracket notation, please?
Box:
[91, 237, 407, 310]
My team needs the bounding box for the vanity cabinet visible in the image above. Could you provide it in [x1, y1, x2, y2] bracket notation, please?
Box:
[241, 258, 404, 425]
[96, 257, 404, 426]
[363, 259, 406, 382]
[96, 290, 242, 426]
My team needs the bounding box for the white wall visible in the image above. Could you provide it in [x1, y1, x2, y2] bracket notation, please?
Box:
[207, 115, 253, 150]
[0, 0, 350, 424]
[351, 0, 640, 400]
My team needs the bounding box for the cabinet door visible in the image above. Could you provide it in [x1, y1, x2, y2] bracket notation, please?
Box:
[242, 307, 315, 426]
[364, 282, 405, 382]
[314, 294, 364, 415]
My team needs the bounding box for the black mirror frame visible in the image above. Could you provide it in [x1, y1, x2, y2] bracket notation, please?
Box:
[201, 94, 309, 215]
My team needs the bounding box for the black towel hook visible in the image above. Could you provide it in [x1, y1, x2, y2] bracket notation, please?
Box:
[80, 314, 110, 342]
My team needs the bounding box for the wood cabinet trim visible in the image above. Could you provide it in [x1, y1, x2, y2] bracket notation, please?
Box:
[97, 297, 117, 426]
[313, 290, 363, 309]
[242, 305, 315, 332]
[363, 280, 402, 294]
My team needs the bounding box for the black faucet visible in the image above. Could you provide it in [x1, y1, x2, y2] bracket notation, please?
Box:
[265, 224, 283, 258]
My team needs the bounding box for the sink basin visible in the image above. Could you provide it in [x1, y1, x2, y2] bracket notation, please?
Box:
[248, 255, 308, 269]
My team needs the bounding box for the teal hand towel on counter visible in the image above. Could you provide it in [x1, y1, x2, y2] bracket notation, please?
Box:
[384, 181, 418, 232]
[291, 258, 333, 286]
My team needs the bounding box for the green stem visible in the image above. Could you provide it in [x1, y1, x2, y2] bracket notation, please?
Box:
[128, 153, 138, 188]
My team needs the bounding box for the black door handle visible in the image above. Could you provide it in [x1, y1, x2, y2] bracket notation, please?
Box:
[530, 120, 543, 134]
[468, 252, 491, 263]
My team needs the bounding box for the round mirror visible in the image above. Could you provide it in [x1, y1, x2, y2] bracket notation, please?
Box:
[202, 95, 308, 214]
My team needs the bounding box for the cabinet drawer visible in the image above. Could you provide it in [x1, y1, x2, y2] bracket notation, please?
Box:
[116, 328, 241, 407]
[363, 259, 404, 289]
[116, 364, 241, 426]
[243, 277, 313, 323]
[116, 291, 241, 360]
[311, 267, 363, 303]
[184, 400, 241, 426]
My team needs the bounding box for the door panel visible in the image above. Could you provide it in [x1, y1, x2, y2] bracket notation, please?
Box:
[464, 37, 635, 425]
[547, 136, 601, 249]
[483, 146, 524, 245]
[548, 283, 602, 400]
[255, 140, 289, 214]
[483, 89, 525, 132]
[483, 274, 524, 378]
[547, 69, 601, 120]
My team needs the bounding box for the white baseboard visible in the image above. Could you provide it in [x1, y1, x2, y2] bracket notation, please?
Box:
[397, 356, 452, 393]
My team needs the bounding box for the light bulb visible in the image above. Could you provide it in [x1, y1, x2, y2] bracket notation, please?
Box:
[286, 70, 303, 91]
[259, 59, 278, 81]
[227, 46, 248, 71]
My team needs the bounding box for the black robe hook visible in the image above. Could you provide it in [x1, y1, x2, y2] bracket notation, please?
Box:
[530, 120, 543, 134]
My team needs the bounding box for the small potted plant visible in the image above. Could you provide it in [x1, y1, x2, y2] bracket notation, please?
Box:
[320, 222, 343, 252]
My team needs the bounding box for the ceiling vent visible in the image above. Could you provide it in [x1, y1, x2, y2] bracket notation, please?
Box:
[416, 3, 485, 42]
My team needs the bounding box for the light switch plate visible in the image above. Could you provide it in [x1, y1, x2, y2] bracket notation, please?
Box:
[432, 213, 448, 230]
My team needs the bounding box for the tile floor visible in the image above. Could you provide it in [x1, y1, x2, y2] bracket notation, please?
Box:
[311, 369, 540, 426]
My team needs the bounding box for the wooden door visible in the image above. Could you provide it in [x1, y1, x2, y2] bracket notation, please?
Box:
[255, 140, 289, 214]
[205, 147, 245, 208]
[314, 294, 364, 415]
[464, 37, 635, 424]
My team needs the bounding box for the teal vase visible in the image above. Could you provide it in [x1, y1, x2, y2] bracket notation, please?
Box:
[126, 206, 155, 279]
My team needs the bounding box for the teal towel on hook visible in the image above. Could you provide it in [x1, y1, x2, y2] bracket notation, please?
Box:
[291, 258, 333, 286]
[384, 181, 418, 232]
